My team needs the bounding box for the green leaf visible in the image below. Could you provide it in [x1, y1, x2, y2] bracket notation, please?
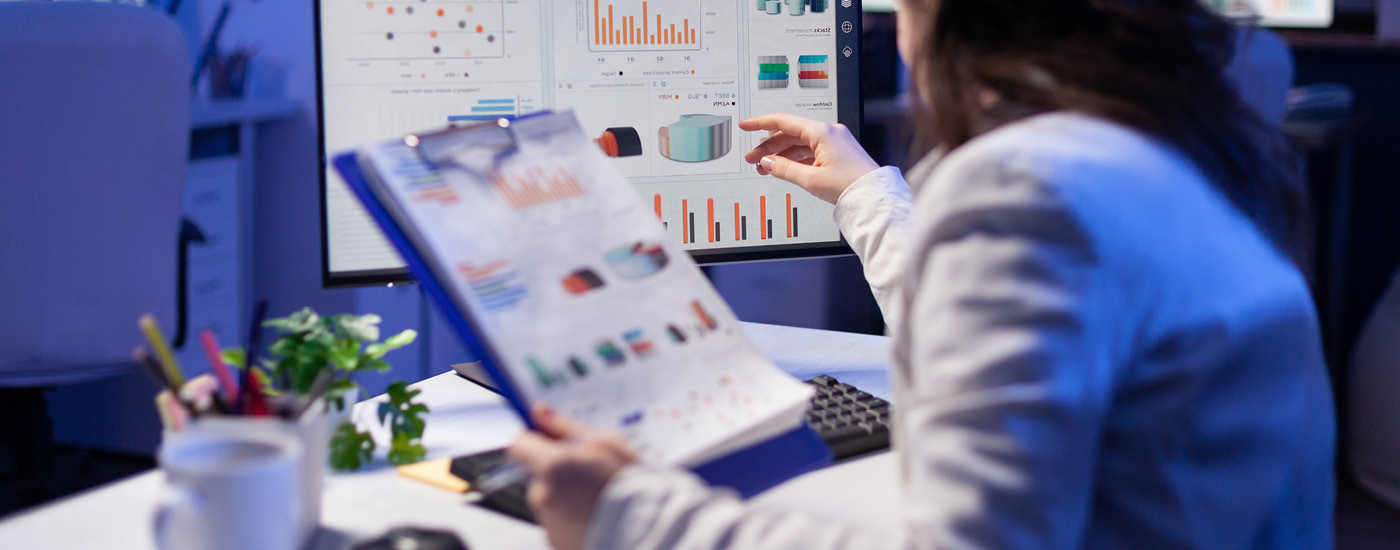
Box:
[377, 401, 394, 425]
[336, 314, 381, 342]
[221, 348, 245, 369]
[386, 432, 426, 466]
[268, 337, 297, 357]
[251, 367, 280, 397]
[328, 421, 375, 471]
[364, 328, 418, 359]
[327, 339, 360, 370]
[263, 308, 321, 334]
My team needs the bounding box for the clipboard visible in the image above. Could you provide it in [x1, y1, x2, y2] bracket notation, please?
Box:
[332, 114, 831, 498]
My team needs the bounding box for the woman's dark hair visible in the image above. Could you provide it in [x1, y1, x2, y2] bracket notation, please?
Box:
[912, 0, 1311, 269]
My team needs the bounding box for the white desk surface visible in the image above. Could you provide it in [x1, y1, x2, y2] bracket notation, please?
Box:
[0, 322, 898, 549]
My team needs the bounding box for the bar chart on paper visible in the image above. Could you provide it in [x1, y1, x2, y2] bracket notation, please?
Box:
[588, 0, 702, 52]
[654, 193, 805, 246]
[345, 0, 508, 60]
[495, 166, 588, 209]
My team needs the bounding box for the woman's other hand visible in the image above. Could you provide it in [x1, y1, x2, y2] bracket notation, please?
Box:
[739, 113, 880, 204]
[507, 405, 638, 550]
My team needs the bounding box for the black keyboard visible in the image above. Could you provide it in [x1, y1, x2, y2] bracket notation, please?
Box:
[804, 374, 893, 460]
[450, 374, 891, 523]
[450, 449, 536, 523]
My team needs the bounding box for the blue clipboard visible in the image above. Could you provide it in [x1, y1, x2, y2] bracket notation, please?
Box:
[332, 127, 831, 498]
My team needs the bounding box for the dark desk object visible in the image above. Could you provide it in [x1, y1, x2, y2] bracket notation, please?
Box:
[354, 527, 468, 550]
[1283, 110, 1362, 369]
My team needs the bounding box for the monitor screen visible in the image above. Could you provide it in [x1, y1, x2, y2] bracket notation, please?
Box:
[1207, 0, 1332, 27]
[318, 0, 863, 287]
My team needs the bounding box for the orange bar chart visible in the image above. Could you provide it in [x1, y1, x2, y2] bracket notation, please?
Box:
[707, 198, 715, 243]
[786, 193, 792, 237]
[657, 195, 801, 246]
[591, 1, 700, 51]
[493, 167, 585, 209]
[759, 196, 767, 239]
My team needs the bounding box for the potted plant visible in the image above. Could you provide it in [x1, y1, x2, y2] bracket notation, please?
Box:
[230, 307, 430, 471]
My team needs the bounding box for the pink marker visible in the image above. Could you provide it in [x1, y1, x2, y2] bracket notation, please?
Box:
[199, 330, 239, 403]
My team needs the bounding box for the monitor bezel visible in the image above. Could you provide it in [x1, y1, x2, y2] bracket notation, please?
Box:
[318, 0, 863, 288]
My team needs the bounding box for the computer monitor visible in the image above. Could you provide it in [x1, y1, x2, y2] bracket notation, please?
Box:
[317, 0, 863, 287]
[1207, 0, 1333, 28]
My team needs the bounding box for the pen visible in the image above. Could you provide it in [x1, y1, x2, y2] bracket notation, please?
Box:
[472, 462, 528, 495]
[134, 347, 198, 419]
[139, 314, 186, 388]
[199, 329, 239, 404]
[238, 300, 268, 415]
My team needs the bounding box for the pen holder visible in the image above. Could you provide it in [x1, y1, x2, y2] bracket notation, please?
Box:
[164, 405, 334, 548]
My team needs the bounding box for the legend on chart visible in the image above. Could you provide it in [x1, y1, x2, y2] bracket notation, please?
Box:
[588, 0, 701, 52]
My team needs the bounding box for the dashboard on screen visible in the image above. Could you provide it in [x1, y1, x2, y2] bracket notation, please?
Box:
[318, 0, 862, 287]
[1206, 0, 1333, 27]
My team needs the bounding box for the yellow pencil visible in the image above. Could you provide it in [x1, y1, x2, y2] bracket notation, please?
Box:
[139, 314, 185, 388]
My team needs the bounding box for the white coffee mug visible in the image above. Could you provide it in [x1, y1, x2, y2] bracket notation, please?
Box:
[155, 429, 303, 550]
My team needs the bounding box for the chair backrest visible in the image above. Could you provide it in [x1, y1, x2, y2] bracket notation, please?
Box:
[1348, 266, 1400, 508]
[0, 2, 189, 386]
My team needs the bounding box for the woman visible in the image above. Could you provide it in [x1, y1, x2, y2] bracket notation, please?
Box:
[510, 0, 1335, 547]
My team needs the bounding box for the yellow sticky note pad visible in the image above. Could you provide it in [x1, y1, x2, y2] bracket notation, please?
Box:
[397, 458, 471, 493]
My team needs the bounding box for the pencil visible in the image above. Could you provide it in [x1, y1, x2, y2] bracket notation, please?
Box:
[134, 346, 198, 419]
[199, 330, 239, 404]
[139, 314, 185, 388]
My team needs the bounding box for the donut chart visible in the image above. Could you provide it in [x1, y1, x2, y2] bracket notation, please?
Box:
[594, 127, 643, 157]
[657, 114, 732, 163]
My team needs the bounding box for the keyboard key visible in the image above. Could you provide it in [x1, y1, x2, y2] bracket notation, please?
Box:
[811, 375, 838, 387]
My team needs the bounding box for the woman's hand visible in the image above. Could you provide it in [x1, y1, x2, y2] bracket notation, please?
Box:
[739, 113, 880, 204]
[507, 405, 638, 550]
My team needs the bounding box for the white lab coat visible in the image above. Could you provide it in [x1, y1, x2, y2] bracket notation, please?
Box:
[584, 112, 1335, 549]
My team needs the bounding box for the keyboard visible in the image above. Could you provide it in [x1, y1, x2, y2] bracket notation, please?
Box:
[803, 374, 892, 460]
[450, 374, 891, 523]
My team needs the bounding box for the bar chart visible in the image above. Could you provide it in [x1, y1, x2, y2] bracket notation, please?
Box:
[655, 193, 802, 245]
[588, 0, 702, 52]
[494, 166, 587, 209]
[446, 97, 523, 124]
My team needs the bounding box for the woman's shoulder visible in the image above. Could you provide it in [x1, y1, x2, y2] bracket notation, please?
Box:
[928, 111, 1202, 195]
[914, 111, 1213, 232]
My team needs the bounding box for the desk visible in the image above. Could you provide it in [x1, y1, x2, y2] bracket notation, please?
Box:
[0, 323, 899, 549]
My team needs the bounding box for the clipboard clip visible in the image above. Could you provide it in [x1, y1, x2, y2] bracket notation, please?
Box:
[406, 117, 521, 174]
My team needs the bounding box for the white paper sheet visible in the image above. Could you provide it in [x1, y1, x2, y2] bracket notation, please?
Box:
[357, 112, 812, 465]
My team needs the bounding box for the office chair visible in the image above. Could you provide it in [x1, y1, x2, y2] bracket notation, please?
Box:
[1347, 266, 1400, 510]
[0, 2, 189, 510]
